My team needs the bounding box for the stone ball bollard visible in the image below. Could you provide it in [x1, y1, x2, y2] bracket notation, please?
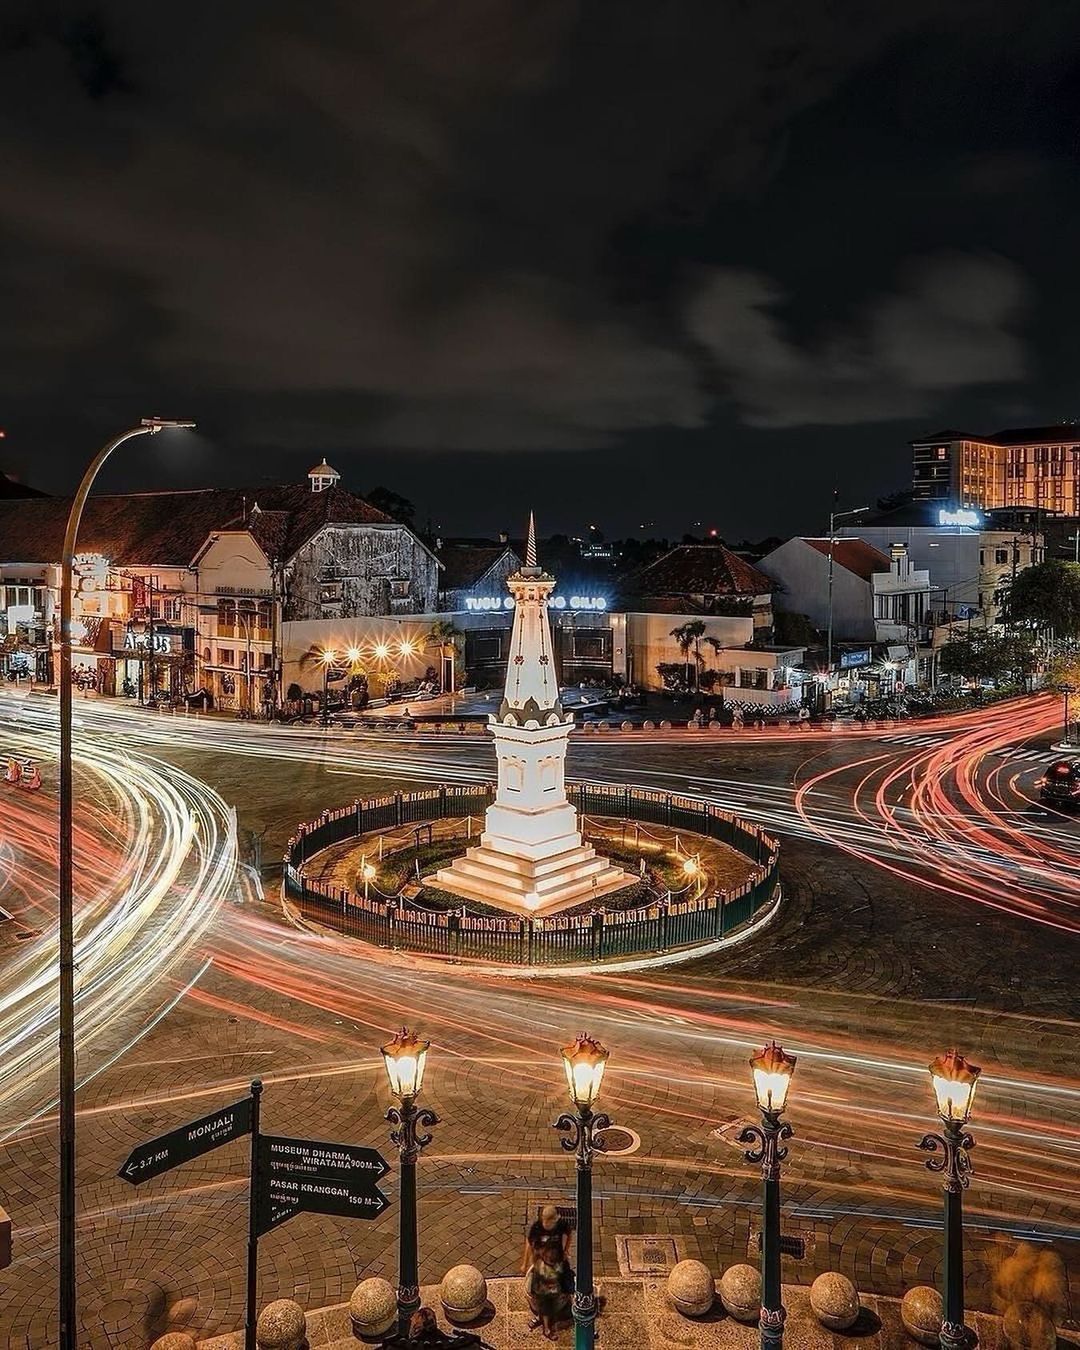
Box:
[440, 1264, 488, 1324]
[256, 1298, 307, 1350]
[643, 719, 655, 731]
[1003, 1303, 1056, 1350]
[621, 720, 634, 731]
[666, 1258, 715, 1317]
[718, 1264, 761, 1323]
[900, 1286, 943, 1347]
[150, 1335, 197, 1350]
[659, 719, 671, 730]
[810, 1272, 860, 1331]
[350, 1278, 398, 1340]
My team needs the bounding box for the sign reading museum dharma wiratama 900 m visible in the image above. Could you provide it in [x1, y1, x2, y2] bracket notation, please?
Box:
[255, 1134, 390, 1234]
[118, 1096, 253, 1184]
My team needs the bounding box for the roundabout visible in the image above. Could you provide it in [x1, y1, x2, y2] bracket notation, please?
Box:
[283, 527, 779, 970]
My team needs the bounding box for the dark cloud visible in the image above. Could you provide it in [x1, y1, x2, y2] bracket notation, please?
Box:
[687, 252, 1029, 429]
[1, 2, 1079, 532]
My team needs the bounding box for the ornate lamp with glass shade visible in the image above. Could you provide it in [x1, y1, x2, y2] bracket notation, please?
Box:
[919, 1051, 981, 1350]
[554, 1035, 613, 1350]
[739, 1042, 797, 1350]
[381, 1029, 439, 1337]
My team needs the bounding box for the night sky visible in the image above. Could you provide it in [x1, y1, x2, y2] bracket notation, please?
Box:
[3, 2, 1080, 539]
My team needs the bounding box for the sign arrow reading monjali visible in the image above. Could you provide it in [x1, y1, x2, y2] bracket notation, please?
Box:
[119, 1096, 252, 1185]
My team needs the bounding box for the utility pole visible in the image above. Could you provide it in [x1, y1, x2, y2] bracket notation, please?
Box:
[826, 497, 869, 679]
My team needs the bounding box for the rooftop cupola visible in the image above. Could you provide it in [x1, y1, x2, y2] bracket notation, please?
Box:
[308, 458, 341, 493]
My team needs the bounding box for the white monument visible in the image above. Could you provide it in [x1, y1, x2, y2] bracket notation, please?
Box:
[433, 516, 633, 915]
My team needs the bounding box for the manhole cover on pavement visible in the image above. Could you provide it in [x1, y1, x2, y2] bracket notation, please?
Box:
[616, 1235, 683, 1276]
[595, 1126, 638, 1155]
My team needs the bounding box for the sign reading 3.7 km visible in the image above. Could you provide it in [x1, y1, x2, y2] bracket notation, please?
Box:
[118, 1097, 253, 1184]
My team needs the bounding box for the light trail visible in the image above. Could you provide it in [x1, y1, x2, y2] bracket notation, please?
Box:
[0, 717, 239, 1134]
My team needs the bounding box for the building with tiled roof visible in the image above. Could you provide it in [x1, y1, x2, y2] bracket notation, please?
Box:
[435, 541, 521, 610]
[0, 465, 439, 710]
[620, 543, 775, 625]
[757, 536, 930, 650]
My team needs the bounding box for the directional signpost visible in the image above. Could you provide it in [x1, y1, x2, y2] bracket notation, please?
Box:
[118, 1096, 252, 1184]
[117, 1080, 391, 1350]
[256, 1136, 390, 1234]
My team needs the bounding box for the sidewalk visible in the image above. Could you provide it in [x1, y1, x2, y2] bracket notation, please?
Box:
[195, 1276, 1079, 1350]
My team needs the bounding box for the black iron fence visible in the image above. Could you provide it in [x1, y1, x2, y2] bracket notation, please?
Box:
[282, 783, 780, 966]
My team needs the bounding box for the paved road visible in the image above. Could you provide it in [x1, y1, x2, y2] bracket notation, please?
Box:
[0, 694, 1076, 1348]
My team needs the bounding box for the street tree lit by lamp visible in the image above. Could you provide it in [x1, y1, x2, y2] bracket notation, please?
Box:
[561, 1033, 609, 1109]
[929, 1049, 981, 1123]
[750, 1040, 797, 1114]
[381, 1026, 430, 1101]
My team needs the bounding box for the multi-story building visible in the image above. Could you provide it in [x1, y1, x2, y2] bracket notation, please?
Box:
[0, 461, 439, 708]
[911, 424, 1080, 513]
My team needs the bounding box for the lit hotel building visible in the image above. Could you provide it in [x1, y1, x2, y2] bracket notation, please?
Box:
[912, 425, 1080, 513]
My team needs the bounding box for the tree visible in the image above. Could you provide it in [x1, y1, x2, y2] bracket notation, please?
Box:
[366, 485, 416, 527]
[424, 620, 464, 691]
[939, 630, 1037, 684]
[670, 620, 707, 693]
[1001, 559, 1080, 636]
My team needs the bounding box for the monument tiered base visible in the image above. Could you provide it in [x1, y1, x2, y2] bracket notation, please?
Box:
[432, 829, 634, 916]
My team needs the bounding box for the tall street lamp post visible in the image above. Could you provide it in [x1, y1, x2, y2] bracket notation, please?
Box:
[554, 1034, 611, 1350]
[918, 1050, 980, 1350]
[59, 417, 195, 1349]
[826, 503, 869, 677]
[382, 1028, 439, 1337]
[1058, 682, 1076, 746]
[738, 1041, 797, 1350]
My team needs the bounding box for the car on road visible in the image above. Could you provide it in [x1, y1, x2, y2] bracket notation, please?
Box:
[1039, 758, 1080, 810]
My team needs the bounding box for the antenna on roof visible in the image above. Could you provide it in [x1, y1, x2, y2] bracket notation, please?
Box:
[241, 495, 247, 525]
[525, 511, 537, 568]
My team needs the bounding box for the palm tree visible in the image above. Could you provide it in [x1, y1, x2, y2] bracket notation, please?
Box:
[424, 620, 464, 692]
[670, 620, 707, 693]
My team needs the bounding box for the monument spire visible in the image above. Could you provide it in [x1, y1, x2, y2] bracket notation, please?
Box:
[525, 511, 537, 569]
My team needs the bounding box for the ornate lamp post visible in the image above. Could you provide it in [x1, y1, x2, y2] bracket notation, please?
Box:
[382, 1027, 439, 1336]
[918, 1050, 980, 1350]
[738, 1041, 797, 1350]
[554, 1034, 611, 1350]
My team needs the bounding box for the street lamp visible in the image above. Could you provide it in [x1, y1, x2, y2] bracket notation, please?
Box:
[1058, 682, 1077, 747]
[554, 1034, 611, 1350]
[826, 503, 869, 677]
[918, 1050, 980, 1350]
[319, 647, 337, 725]
[738, 1041, 797, 1350]
[58, 417, 195, 1349]
[382, 1028, 439, 1336]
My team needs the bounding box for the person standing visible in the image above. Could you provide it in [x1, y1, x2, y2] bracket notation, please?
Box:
[521, 1205, 572, 1339]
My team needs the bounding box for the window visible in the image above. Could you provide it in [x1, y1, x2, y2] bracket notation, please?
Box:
[261, 652, 274, 669]
[936, 447, 948, 460]
[995, 549, 1008, 565]
[389, 579, 410, 598]
[218, 648, 234, 665]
